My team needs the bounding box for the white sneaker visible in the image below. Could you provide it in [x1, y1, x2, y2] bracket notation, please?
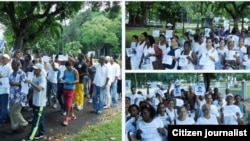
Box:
[76, 106, 83, 111]
[88, 99, 93, 103]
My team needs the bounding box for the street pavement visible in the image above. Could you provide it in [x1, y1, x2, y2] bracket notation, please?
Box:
[0, 98, 122, 141]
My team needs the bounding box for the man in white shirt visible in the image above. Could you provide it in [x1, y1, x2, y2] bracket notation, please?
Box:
[0, 54, 12, 124]
[92, 56, 110, 114]
[46, 60, 59, 109]
[23, 63, 47, 140]
[109, 56, 120, 107]
[222, 94, 242, 125]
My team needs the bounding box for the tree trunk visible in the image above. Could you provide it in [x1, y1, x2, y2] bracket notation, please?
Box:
[141, 2, 148, 26]
[233, 16, 240, 32]
[14, 34, 24, 51]
[203, 73, 211, 92]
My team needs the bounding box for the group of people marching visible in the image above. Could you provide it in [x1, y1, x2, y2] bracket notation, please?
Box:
[0, 48, 121, 141]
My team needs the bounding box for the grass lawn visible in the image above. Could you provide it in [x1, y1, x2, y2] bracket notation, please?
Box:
[68, 114, 122, 141]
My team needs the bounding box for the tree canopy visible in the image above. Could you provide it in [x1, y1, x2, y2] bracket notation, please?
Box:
[0, 2, 82, 50]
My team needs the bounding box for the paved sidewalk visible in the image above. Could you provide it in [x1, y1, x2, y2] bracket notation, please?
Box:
[0, 99, 122, 141]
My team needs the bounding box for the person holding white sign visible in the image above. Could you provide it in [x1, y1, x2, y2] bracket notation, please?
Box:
[215, 39, 228, 70]
[222, 94, 242, 125]
[197, 37, 218, 70]
[222, 41, 240, 70]
[134, 32, 147, 70]
[158, 34, 168, 69]
[6, 59, 28, 134]
[139, 35, 156, 70]
[179, 41, 197, 70]
[163, 37, 181, 70]
[130, 35, 139, 70]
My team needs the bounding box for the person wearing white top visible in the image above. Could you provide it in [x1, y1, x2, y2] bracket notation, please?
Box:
[46, 61, 59, 108]
[179, 41, 197, 70]
[175, 106, 196, 125]
[104, 56, 112, 109]
[134, 33, 147, 70]
[197, 104, 219, 125]
[92, 56, 110, 114]
[109, 57, 120, 107]
[215, 39, 228, 70]
[139, 35, 156, 70]
[201, 94, 221, 124]
[222, 94, 242, 125]
[197, 37, 218, 70]
[130, 35, 139, 70]
[241, 47, 250, 69]
[0, 54, 12, 124]
[24, 63, 47, 140]
[166, 99, 178, 125]
[135, 104, 166, 141]
[164, 37, 181, 70]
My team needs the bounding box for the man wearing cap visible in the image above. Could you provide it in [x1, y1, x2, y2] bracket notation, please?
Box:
[23, 63, 47, 140]
[0, 54, 12, 125]
[221, 93, 242, 125]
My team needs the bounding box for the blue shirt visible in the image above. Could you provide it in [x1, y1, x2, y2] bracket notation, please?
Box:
[64, 69, 76, 90]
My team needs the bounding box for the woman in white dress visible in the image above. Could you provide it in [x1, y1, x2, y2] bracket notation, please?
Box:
[158, 34, 168, 69]
[133, 32, 147, 70]
[130, 35, 139, 70]
[139, 35, 156, 70]
[215, 39, 228, 70]
[135, 103, 166, 141]
[179, 41, 197, 70]
[222, 41, 240, 70]
[197, 37, 218, 70]
[240, 46, 250, 70]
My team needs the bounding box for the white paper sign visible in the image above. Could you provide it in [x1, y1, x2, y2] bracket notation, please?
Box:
[243, 61, 250, 66]
[58, 55, 68, 61]
[21, 81, 29, 94]
[42, 56, 51, 63]
[174, 87, 181, 97]
[226, 51, 236, 60]
[176, 98, 184, 107]
[205, 28, 211, 37]
[87, 51, 95, 57]
[152, 30, 160, 37]
[162, 55, 173, 65]
[130, 42, 136, 49]
[126, 80, 131, 89]
[126, 48, 134, 57]
[179, 55, 188, 67]
[165, 30, 173, 38]
[195, 83, 206, 96]
[27, 72, 33, 81]
[0, 78, 10, 88]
